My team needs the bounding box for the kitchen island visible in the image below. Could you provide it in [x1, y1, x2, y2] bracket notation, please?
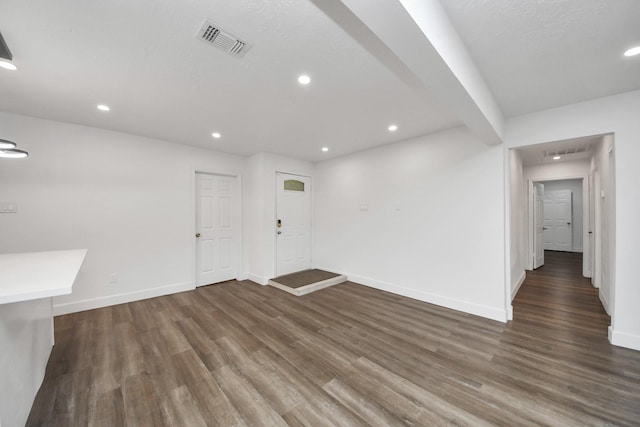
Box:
[0, 249, 87, 427]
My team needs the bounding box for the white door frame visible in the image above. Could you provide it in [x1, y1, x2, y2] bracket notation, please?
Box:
[532, 182, 545, 269]
[593, 171, 602, 288]
[526, 175, 590, 277]
[274, 171, 312, 277]
[191, 170, 243, 287]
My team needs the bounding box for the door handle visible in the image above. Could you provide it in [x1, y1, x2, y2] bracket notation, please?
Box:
[567, 222, 571, 225]
[196, 233, 201, 238]
[543, 227, 547, 230]
[277, 231, 282, 235]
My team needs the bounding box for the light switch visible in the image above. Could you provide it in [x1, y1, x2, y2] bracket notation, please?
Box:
[0, 201, 17, 213]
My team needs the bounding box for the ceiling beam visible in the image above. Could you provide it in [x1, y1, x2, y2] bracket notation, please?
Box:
[311, 0, 504, 145]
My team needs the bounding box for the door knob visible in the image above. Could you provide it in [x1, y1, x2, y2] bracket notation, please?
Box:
[195, 233, 201, 238]
[567, 222, 571, 225]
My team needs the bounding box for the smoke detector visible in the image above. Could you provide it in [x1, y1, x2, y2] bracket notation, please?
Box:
[197, 20, 252, 58]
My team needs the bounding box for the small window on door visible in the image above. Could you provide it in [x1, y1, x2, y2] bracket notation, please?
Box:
[284, 179, 305, 192]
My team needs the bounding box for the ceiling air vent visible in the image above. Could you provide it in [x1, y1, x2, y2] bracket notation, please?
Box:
[197, 20, 251, 58]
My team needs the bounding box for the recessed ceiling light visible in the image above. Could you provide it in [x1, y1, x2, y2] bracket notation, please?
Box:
[212, 132, 221, 139]
[624, 46, 640, 57]
[322, 147, 329, 152]
[0, 60, 17, 71]
[97, 104, 110, 112]
[298, 75, 311, 85]
[388, 124, 398, 132]
[553, 156, 561, 160]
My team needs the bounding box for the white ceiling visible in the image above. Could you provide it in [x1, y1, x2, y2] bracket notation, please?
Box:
[517, 134, 603, 167]
[1, 1, 639, 160]
[441, 0, 640, 117]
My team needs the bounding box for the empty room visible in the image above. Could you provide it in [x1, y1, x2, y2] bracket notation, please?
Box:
[1, 0, 640, 426]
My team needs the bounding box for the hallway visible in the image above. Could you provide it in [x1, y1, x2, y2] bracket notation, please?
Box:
[507, 250, 639, 423]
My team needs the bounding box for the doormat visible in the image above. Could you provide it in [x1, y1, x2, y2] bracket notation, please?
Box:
[268, 269, 347, 296]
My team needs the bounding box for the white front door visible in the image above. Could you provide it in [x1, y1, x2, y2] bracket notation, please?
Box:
[543, 190, 573, 251]
[276, 173, 312, 276]
[195, 173, 239, 286]
[533, 182, 545, 269]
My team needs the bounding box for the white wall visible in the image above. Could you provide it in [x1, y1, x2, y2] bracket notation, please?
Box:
[315, 127, 507, 321]
[509, 149, 526, 299]
[590, 135, 615, 315]
[506, 89, 639, 351]
[245, 153, 314, 284]
[0, 112, 246, 314]
[524, 159, 590, 181]
[540, 179, 584, 252]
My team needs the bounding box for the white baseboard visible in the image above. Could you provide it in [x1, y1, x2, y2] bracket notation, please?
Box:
[246, 273, 268, 285]
[346, 273, 508, 323]
[236, 273, 249, 281]
[599, 289, 611, 315]
[511, 271, 526, 301]
[53, 281, 194, 315]
[507, 305, 514, 321]
[610, 327, 640, 351]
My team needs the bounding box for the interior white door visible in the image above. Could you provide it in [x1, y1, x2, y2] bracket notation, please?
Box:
[196, 173, 239, 286]
[533, 182, 545, 269]
[543, 190, 573, 251]
[276, 173, 311, 277]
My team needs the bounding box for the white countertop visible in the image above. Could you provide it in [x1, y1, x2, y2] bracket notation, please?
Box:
[0, 249, 88, 304]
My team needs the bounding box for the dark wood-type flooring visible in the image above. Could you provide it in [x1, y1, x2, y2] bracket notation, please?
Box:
[271, 269, 340, 289]
[27, 251, 640, 426]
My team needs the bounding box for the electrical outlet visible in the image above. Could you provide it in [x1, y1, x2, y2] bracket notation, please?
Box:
[109, 273, 118, 284]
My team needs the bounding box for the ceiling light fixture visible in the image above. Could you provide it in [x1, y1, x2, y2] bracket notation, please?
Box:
[0, 139, 28, 158]
[0, 139, 17, 149]
[624, 46, 640, 57]
[212, 132, 222, 139]
[322, 147, 329, 152]
[553, 155, 561, 160]
[0, 60, 17, 71]
[0, 32, 17, 70]
[388, 124, 398, 132]
[97, 104, 110, 112]
[0, 148, 29, 158]
[297, 75, 311, 85]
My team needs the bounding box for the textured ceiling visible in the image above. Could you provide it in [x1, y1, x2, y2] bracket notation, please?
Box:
[0, 0, 458, 161]
[1, 1, 639, 160]
[441, 0, 640, 117]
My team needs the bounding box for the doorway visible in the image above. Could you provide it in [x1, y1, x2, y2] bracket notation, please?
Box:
[509, 134, 615, 329]
[195, 172, 241, 286]
[275, 172, 312, 277]
[543, 188, 574, 252]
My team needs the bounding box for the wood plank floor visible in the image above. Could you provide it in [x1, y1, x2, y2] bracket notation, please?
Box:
[27, 251, 640, 426]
